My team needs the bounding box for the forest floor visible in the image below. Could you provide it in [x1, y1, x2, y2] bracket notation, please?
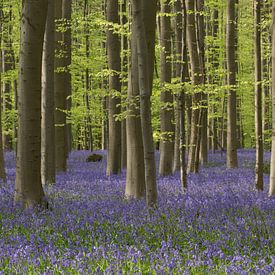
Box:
[0, 150, 274, 274]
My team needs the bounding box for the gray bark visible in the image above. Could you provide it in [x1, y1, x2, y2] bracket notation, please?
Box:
[41, 0, 56, 185]
[15, 0, 48, 209]
[159, 0, 174, 176]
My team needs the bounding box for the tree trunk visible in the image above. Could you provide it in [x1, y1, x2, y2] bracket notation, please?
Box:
[173, 0, 182, 173]
[159, 0, 174, 176]
[0, 9, 7, 182]
[132, 0, 157, 207]
[125, 37, 146, 199]
[55, 0, 67, 172]
[15, 0, 48, 209]
[41, 0, 56, 185]
[120, 0, 127, 169]
[179, 0, 188, 190]
[226, 0, 238, 168]
[63, 0, 72, 154]
[186, 0, 203, 173]
[196, 0, 208, 165]
[106, 0, 121, 176]
[2, 7, 13, 151]
[84, 0, 93, 152]
[269, 0, 275, 196]
[254, 0, 263, 191]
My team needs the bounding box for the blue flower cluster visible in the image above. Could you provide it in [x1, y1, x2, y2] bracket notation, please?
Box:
[0, 150, 274, 274]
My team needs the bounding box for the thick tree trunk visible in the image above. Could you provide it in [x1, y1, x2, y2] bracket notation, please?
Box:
[55, 0, 67, 172]
[132, 0, 157, 207]
[159, 0, 174, 176]
[255, 0, 263, 191]
[125, 37, 146, 199]
[15, 0, 48, 209]
[106, 0, 121, 176]
[269, 0, 275, 196]
[41, 0, 56, 185]
[226, 0, 238, 168]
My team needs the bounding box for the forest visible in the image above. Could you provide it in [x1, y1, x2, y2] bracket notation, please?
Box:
[0, 0, 274, 273]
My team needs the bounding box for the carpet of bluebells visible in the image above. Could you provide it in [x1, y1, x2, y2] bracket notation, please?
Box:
[0, 150, 274, 274]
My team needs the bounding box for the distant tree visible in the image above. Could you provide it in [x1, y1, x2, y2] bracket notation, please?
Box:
[41, 0, 56, 185]
[173, 0, 183, 173]
[55, 0, 67, 172]
[0, 6, 7, 183]
[2, 6, 13, 151]
[254, 0, 263, 191]
[269, 0, 275, 196]
[15, 0, 48, 208]
[63, 0, 72, 153]
[226, 0, 238, 168]
[120, 0, 127, 169]
[186, 0, 203, 173]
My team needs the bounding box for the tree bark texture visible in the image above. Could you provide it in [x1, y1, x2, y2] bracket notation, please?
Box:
[159, 0, 174, 176]
[15, 0, 48, 208]
[41, 0, 56, 185]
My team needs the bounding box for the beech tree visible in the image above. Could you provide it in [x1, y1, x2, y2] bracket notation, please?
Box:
[106, 0, 121, 176]
[254, 0, 263, 191]
[269, 0, 275, 197]
[0, 7, 6, 182]
[226, 0, 238, 168]
[131, 0, 157, 206]
[159, 0, 174, 176]
[41, 0, 56, 185]
[186, 0, 203, 173]
[15, 0, 48, 208]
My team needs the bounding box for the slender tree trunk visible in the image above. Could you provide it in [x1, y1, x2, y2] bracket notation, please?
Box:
[41, 0, 56, 185]
[186, 0, 203, 173]
[269, 0, 275, 196]
[15, 0, 48, 209]
[226, 0, 238, 168]
[159, 0, 174, 176]
[63, 0, 72, 154]
[132, 0, 157, 207]
[120, 0, 127, 168]
[254, 0, 263, 191]
[55, 0, 67, 172]
[84, 0, 93, 152]
[173, 0, 182, 173]
[197, 0, 208, 165]
[106, 0, 121, 176]
[179, 0, 188, 190]
[2, 8, 13, 151]
[0, 9, 7, 182]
